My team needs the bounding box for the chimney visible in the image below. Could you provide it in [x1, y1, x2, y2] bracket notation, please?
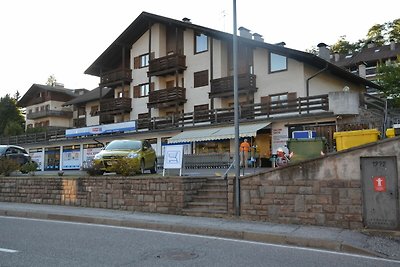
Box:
[367, 40, 375, 48]
[182, 17, 191, 23]
[317, 43, 330, 61]
[238, 26, 252, 39]
[334, 52, 340, 62]
[274, 42, 286, 47]
[390, 39, 396, 51]
[358, 63, 366, 78]
[252, 33, 264, 42]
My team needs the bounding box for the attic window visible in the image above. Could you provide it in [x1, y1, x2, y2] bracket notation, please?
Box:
[375, 49, 380, 52]
[345, 55, 352, 59]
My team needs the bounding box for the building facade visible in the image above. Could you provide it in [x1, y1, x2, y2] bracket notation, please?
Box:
[9, 12, 386, 171]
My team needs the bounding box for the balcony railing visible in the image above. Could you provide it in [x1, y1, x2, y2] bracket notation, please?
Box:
[148, 87, 186, 108]
[100, 68, 132, 87]
[26, 109, 73, 120]
[148, 54, 186, 76]
[6, 93, 387, 146]
[210, 74, 257, 97]
[99, 97, 132, 115]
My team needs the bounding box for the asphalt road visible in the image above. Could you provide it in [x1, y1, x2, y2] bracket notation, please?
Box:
[1, 216, 399, 267]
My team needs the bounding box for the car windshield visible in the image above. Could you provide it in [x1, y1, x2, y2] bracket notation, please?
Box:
[105, 140, 141, 151]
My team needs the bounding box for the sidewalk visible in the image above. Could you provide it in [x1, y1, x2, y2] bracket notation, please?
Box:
[0, 202, 399, 260]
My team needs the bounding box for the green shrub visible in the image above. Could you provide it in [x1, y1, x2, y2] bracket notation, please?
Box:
[0, 158, 20, 176]
[109, 158, 140, 176]
[20, 161, 39, 175]
[84, 160, 104, 176]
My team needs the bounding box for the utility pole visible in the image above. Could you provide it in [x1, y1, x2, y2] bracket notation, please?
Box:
[233, 0, 240, 216]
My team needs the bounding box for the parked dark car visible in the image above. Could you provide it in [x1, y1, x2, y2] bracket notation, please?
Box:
[0, 145, 31, 166]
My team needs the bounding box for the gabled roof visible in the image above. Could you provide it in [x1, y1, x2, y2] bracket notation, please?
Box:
[85, 11, 381, 90]
[331, 42, 400, 68]
[63, 87, 113, 106]
[18, 84, 87, 107]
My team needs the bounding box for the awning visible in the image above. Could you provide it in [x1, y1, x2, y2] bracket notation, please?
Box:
[168, 122, 271, 144]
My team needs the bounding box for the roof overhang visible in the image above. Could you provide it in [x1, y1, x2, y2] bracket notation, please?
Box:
[168, 122, 271, 144]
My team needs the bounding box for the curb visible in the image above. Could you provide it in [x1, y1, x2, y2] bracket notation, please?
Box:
[0, 209, 382, 258]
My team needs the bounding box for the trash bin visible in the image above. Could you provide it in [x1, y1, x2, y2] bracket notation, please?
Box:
[333, 129, 380, 151]
[287, 138, 326, 163]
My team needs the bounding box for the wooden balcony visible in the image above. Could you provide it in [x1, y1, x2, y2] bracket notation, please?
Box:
[148, 87, 186, 108]
[148, 54, 186, 76]
[99, 97, 132, 115]
[210, 74, 257, 98]
[99, 68, 132, 87]
[26, 109, 73, 120]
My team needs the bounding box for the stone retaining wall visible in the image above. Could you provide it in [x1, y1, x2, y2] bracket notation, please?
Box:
[0, 177, 206, 214]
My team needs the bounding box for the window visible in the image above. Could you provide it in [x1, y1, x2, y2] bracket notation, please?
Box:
[134, 53, 150, 69]
[134, 83, 151, 98]
[140, 53, 149, 68]
[195, 33, 208, 54]
[269, 53, 287, 73]
[90, 105, 99, 116]
[270, 93, 288, 107]
[194, 70, 209, 88]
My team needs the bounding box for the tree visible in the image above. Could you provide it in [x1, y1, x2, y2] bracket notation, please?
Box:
[388, 18, 400, 43]
[366, 23, 386, 46]
[0, 94, 25, 136]
[46, 74, 57, 87]
[330, 35, 359, 54]
[3, 121, 24, 136]
[376, 56, 400, 107]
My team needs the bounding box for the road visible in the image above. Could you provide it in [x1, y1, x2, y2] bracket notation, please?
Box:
[1, 216, 399, 267]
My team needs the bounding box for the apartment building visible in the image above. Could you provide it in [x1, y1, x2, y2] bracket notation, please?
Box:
[18, 84, 87, 129]
[12, 12, 385, 171]
[329, 40, 399, 82]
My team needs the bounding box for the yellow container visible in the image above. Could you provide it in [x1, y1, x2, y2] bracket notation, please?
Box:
[386, 128, 396, 138]
[333, 129, 380, 151]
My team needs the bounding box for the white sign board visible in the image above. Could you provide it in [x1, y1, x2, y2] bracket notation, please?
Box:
[271, 124, 288, 154]
[62, 149, 81, 170]
[163, 145, 184, 176]
[29, 152, 43, 171]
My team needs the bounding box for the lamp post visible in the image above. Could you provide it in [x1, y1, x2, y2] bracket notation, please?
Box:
[233, 0, 240, 216]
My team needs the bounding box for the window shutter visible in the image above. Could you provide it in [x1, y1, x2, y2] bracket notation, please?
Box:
[150, 82, 155, 92]
[288, 92, 297, 108]
[261, 96, 271, 114]
[150, 52, 155, 60]
[134, 56, 140, 69]
[133, 85, 140, 98]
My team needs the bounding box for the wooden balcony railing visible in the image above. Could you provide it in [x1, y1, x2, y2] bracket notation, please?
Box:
[100, 68, 132, 87]
[148, 87, 186, 108]
[0, 94, 335, 145]
[148, 54, 186, 76]
[26, 109, 73, 120]
[99, 97, 132, 115]
[210, 74, 257, 97]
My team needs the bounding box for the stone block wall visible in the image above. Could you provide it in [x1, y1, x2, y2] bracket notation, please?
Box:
[228, 136, 400, 229]
[0, 177, 206, 214]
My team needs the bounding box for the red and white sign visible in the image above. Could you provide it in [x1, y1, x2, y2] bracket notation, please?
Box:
[373, 176, 386, 192]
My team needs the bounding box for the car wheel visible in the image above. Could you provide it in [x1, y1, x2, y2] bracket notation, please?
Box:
[150, 159, 157, 174]
[140, 159, 146, 174]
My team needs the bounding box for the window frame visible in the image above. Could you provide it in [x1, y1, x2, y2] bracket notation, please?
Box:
[139, 53, 150, 68]
[269, 52, 288, 73]
[194, 32, 208, 54]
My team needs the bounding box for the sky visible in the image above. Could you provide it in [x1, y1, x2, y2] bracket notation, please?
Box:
[1, 0, 399, 98]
